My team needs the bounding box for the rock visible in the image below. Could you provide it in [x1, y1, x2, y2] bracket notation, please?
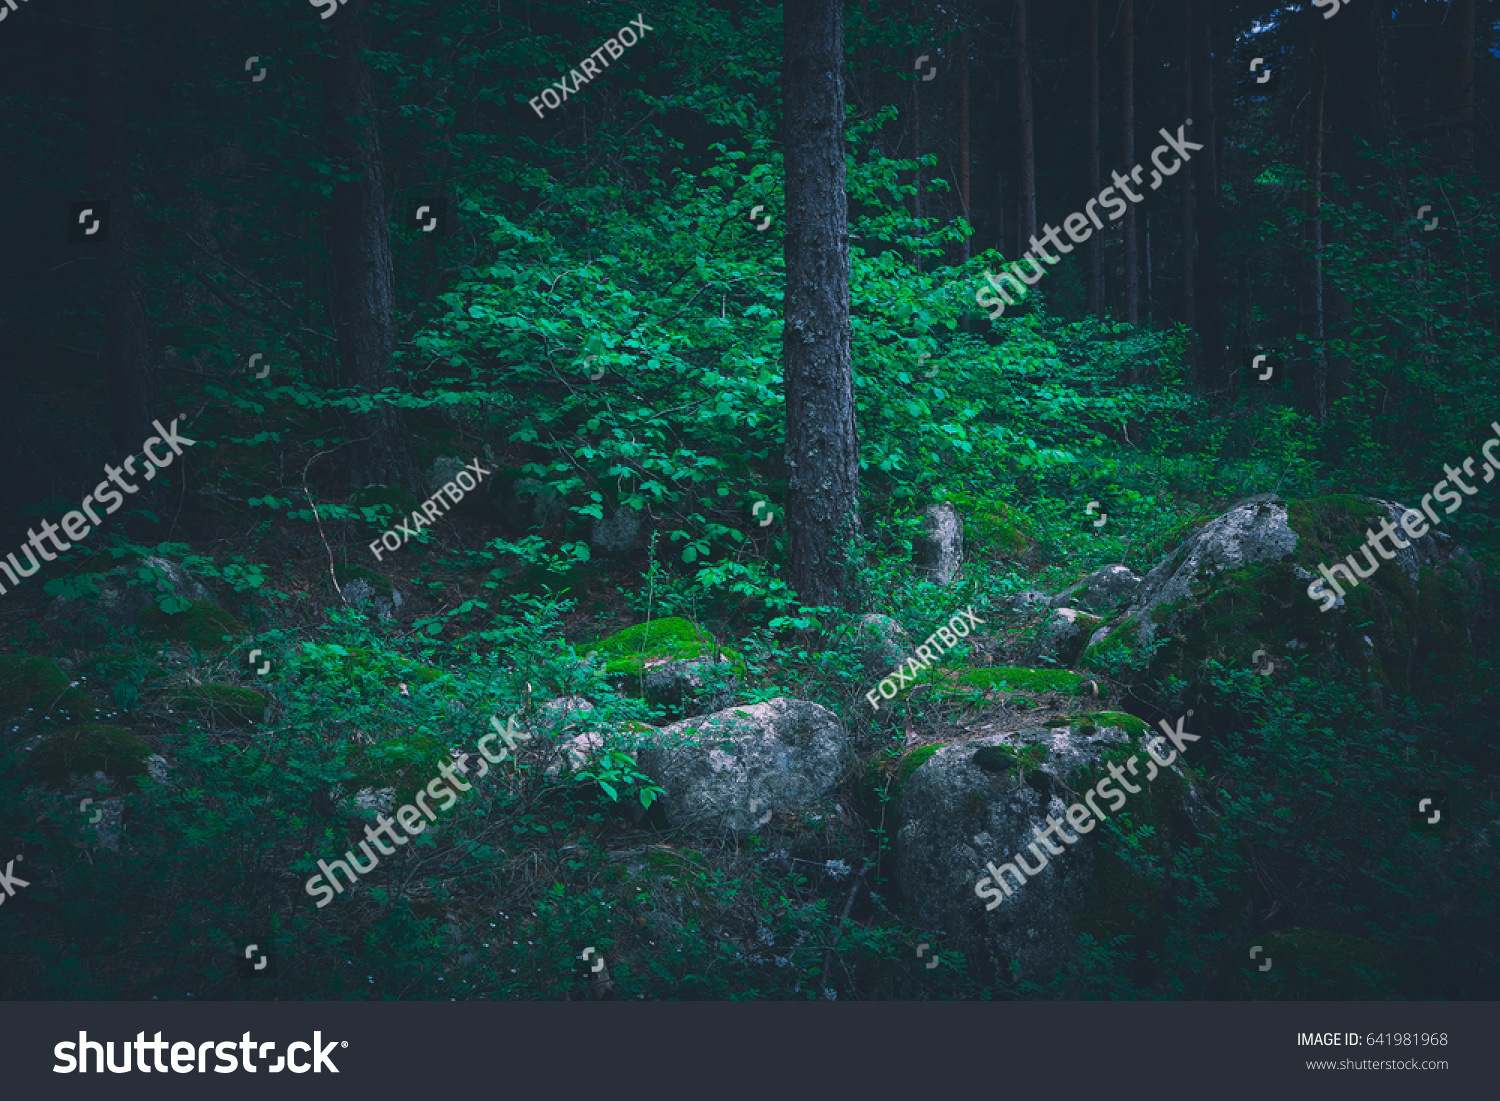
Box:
[1006, 590, 1051, 616]
[1028, 608, 1104, 667]
[45, 556, 213, 638]
[0, 655, 98, 729]
[852, 614, 911, 676]
[491, 474, 564, 536]
[534, 696, 595, 733]
[894, 714, 1196, 982]
[641, 657, 737, 718]
[915, 503, 964, 584]
[354, 788, 395, 815]
[1049, 564, 1142, 612]
[1081, 494, 1479, 708]
[591, 507, 650, 557]
[426, 454, 469, 498]
[137, 600, 244, 653]
[635, 699, 851, 834]
[341, 577, 404, 622]
[24, 724, 154, 790]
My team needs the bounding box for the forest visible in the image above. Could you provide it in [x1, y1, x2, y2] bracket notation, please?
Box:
[0, 0, 1495, 1001]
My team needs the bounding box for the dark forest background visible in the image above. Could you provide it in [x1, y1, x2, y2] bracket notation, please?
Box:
[0, 0, 1496, 1000]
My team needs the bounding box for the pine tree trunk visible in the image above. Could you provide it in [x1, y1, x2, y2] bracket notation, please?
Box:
[88, 0, 154, 454]
[1121, 0, 1139, 326]
[783, 0, 861, 610]
[1192, 3, 1224, 388]
[959, 20, 971, 262]
[1180, 0, 1196, 335]
[1016, 0, 1037, 252]
[1454, 0, 1475, 161]
[1306, 33, 1328, 421]
[1088, 0, 1104, 317]
[323, 0, 417, 492]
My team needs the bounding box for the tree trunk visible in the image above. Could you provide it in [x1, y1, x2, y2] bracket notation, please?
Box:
[782, 0, 861, 610]
[958, 19, 971, 262]
[1454, 0, 1475, 161]
[1088, 0, 1104, 317]
[1016, 0, 1037, 251]
[911, 76, 923, 271]
[1305, 32, 1328, 421]
[1180, 0, 1195, 335]
[1121, 0, 1139, 326]
[323, 0, 417, 492]
[1192, 2, 1225, 388]
[87, 0, 154, 455]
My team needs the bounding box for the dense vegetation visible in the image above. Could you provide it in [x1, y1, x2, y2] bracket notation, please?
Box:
[0, 0, 1495, 999]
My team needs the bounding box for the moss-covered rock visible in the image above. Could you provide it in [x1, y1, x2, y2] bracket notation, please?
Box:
[943, 666, 1089, 697]
[26, 724, 153, 787]
[945, 494, 1035, 558]
[138, 600, 244, 652]
[334, 564, 393, 598]
[584, 617, 744, 678]
[345, 733, 452, 809]
[166, 685, 267, 725]
[0, 655, 97, 724]
[1079, 494, 1480, 708]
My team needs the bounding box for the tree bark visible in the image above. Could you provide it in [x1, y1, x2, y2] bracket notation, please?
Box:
[1454, 0, 1475, 161]
[322, 0, 417, 491]
[958, 19, 971, 262]
[1305, 31, 1328, 421]
[1192, 1, 1225, 388]
[1016, 0, 1037, 251]
[782, 0, 861, 610]
[1180, 0, 1195, 334]
[1087, 0, 1104, 317]
[87, 0, 154, 454]
[1121, 0, 1139, 326]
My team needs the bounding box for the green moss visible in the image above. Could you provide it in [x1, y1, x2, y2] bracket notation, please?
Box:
[166, 685, 267, 725]
[334, 564, 393, 597]
[1045, 711, 1151, 739]
[26, 724, 152, 786]
[945, 495, 1035, 557]
[346, 733, 451, 808]
[584, 617, 743, 677]
[137, 600, 243, 652]
[972, 742, 1048, 773]
[899, 744, 941, 785]
[0, 656, 98, 722]
[949, 667, 1086, 695]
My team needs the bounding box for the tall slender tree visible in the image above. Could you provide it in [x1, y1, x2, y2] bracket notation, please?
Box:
[1192, 0, 1225, 388]
[1016, 0, 1037, 252]
[1454, 0, 1476, 162]
[958, 16, 971, 262]
[1180, 0, 1196, 335]
[1121, 0, 1139, 326]
[782, 0, 860, 610]
[1305, 30, 1329, 421]
[322, 0, 417, 491]
[1087, 0, 1104, 317]
[87, 0, 154, 453]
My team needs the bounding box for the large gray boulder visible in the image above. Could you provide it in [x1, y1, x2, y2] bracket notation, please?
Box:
[895, 715, 1197, 983]
[641, 656, 737, 718]
[1085, 496, 1299, 657]
[852, 614, 911, 676]
[591, 507, 649, 557]
[1049, 564, 1142, 613]
[1028, 607, 1104, 667]
[915, 503, 964, 584]
[45, 556, 213, 636]
[636, 699, 851, 834]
